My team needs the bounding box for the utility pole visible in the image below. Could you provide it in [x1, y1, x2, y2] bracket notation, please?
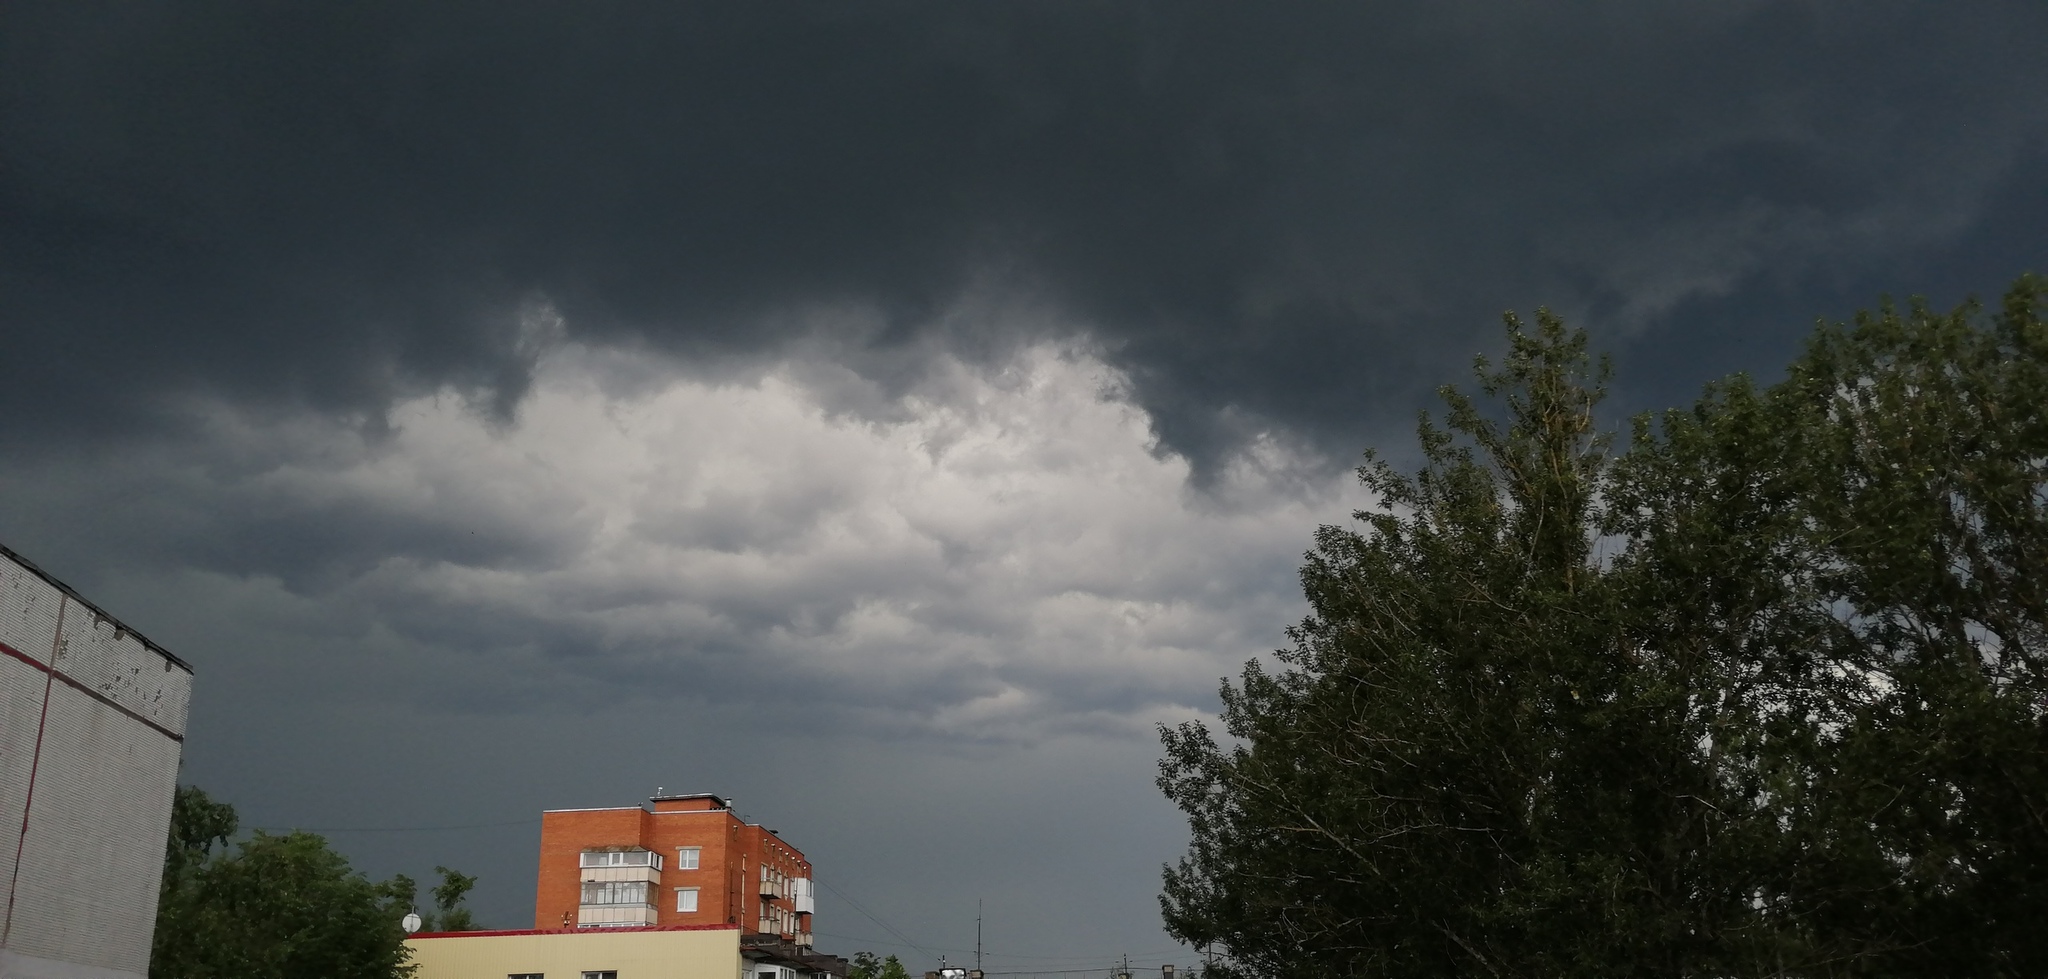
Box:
[975, 899, 983, 974]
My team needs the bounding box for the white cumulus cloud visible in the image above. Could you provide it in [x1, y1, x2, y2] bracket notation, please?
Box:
[23, 326, 1372, 744]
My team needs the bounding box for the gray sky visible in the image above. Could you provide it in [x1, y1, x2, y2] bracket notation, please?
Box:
[3, 1, 2045, 970]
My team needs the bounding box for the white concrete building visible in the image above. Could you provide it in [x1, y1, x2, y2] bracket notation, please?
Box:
[0, 543, 193, 979]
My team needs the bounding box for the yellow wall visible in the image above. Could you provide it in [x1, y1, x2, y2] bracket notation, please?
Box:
[405, 926, 742, 979]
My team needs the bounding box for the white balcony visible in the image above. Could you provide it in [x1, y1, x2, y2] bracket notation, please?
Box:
[581, 848, 663, 870]
[579, 904, 658, 927]
[582, 865, 661, 885]
[791, 878, 815, 913]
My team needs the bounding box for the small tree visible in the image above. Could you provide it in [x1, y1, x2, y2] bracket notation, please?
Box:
[850, 952, 913, 979]
[388, 866, 482, 933]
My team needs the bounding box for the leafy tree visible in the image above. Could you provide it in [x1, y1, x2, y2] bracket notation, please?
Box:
[152, 785, 483, 979]
[1159, 275, 2048, 978]
[162, 783, 237, 879]
[387, 866, 482, 933]
[1676, 276, 2048, 974]
[850, 952, 913, 979]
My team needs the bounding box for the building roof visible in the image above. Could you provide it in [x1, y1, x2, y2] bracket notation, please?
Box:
[652, 792, 729, 807]
[410, 924, 740, 940]
[0, 540, 194, 673]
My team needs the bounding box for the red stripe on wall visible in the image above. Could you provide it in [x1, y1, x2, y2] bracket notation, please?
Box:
[2, 595, 65, 947]
[0, 637, 184, 744]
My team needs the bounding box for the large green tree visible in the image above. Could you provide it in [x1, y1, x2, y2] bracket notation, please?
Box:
[1159, 275, 2048, 978]
[152, 786, 481, 979]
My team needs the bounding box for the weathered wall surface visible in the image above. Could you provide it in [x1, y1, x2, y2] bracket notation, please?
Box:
[0, 546, 193, 979]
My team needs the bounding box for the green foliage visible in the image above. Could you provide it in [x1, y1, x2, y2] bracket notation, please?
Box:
[1159, 275, 2048, 978]
[163, 783, 237, 879]
[152, 785, 483, 979]
[850, 952, 913, 979]
[387, 866, 482, 933]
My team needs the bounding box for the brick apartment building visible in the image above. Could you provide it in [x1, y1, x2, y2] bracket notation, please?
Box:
[537, 792, 817, 946]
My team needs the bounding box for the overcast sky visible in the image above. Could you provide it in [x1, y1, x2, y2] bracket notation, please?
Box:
[3, 1, 2045, 970]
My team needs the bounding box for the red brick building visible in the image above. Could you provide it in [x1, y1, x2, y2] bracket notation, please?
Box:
[536, 793, 816, 946]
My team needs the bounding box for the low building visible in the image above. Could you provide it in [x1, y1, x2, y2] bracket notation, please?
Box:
[536, 793, 817, 946]
[407, 924, 741, 979]
[404, 921, 848, 979]
[0, 542, 194, 979]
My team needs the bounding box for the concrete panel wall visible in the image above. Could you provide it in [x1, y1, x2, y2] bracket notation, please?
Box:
[51, 614, 189, 737]
[7, 683, 183, 973]
[0, 560, 65, 669]
[0, 656, 48, 922]
[0, 547, 191, 979]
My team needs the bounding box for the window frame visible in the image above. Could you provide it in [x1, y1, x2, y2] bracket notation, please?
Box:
[579, 849, 660, 869]
[580, 880, 654, 907]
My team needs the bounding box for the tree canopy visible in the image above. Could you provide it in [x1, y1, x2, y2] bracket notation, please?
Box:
[387, 866, 481, 934]
[152, 785, 481, 979]
[1159, 274, 2048, 978]
[849, 951, 915, 979]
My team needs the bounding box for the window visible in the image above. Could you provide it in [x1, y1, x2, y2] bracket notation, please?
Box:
[676, 887, 699, 913]
[675, 846, 701, 870]
[510, 974, 545, 979]
[582, 973, 617, 979]
[581, 881, 652, 906]
[579, 849, 660, 869]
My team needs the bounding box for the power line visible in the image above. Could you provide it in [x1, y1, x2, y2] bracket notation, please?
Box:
[981, 963, 1188, 977]
[980, 950, 1188, 964]
[251, 817, 541, 834]
[810, 932, 1184, 965]
[814, 879, 939, 962]
[982, 970, 1125, 976]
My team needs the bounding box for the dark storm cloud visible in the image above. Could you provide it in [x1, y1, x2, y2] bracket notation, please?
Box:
[8, 1, 2044, 468]
[7, 4, 2044, 946]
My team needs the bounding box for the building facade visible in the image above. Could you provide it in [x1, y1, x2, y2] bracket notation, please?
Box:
[536, 793, 817, 946]
[0, 543, 194, 979]
[407, 924, 743, 979]
[406, 922, 847, 979]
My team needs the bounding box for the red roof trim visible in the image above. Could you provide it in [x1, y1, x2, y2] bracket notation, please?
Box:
[410, 924, 740, 939]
